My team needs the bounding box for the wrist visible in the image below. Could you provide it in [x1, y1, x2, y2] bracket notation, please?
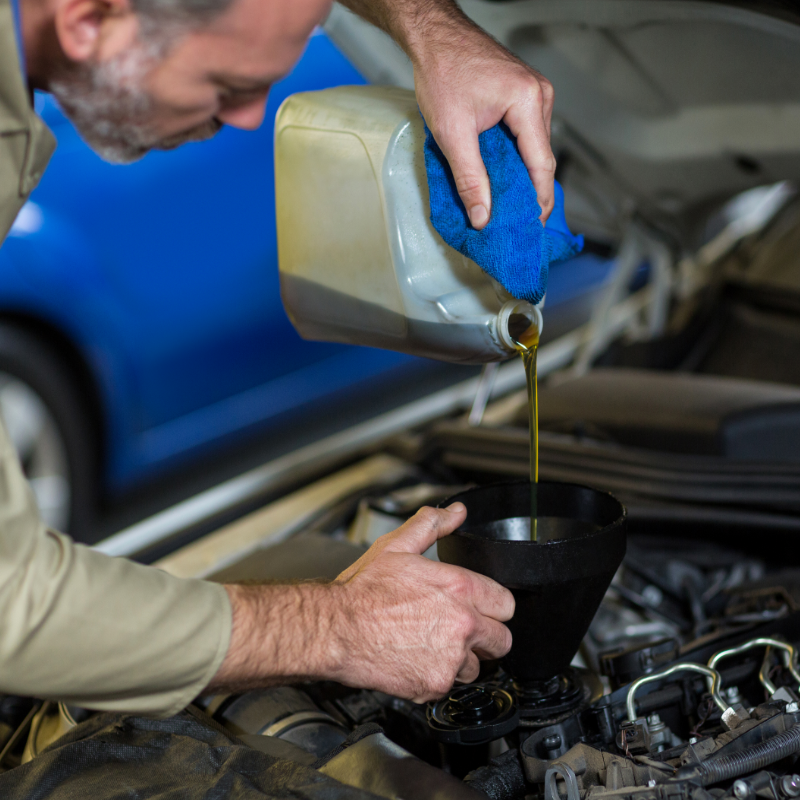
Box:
[269, 581, 345, 681]
[210, 581, 345, 692]
[386, 1, 472, 66]
[293, 581, 347, 681]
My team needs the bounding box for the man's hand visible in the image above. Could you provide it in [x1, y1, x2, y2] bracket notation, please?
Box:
[208, 504, 514, 703]
[338, 0, 556, 228]
[331, 503, 514, 701]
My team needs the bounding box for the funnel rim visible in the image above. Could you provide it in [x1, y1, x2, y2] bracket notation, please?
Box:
[441, 479, 627, 547]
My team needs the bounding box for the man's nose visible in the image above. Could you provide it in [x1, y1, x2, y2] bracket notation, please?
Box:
[216, 96, 269, 130]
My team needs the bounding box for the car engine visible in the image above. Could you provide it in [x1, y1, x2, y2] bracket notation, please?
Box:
[192, 486, 800, 800]
[6, 362, 800, 799]
[198, 308, 800, 800]
[5, 206, 800, 799]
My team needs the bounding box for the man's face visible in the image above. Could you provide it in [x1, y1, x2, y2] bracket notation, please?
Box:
[50, 0, 332, 163]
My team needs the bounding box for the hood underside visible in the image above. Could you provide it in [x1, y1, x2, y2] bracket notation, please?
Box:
[325, 0, 800, 246]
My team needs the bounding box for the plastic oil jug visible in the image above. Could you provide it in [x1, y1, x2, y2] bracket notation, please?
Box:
[274, 85, 541, 364]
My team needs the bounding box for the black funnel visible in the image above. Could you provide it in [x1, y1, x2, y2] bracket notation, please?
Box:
[438, 481, 626, 682]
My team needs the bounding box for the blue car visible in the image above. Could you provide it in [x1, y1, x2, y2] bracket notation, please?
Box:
[0, 31, 426, 539]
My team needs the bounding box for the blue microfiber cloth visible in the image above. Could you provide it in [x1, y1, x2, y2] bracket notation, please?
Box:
[423, 121, 583, 305]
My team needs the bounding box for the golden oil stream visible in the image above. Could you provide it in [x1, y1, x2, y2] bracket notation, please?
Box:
[512, 319, 540, 541]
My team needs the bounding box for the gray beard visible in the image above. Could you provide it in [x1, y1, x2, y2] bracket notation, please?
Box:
[49, 39, 222, 164]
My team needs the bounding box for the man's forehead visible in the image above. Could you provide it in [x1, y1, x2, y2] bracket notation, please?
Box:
[200, 0, 330, 52]
[171, 0, 332, 83]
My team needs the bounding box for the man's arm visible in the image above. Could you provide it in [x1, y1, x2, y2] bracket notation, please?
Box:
[0, 410, 231, 717]
[339, 0, 556, 229]
[3, 450, 510, 713]
[209, 503, 514, 703]
[0, 391, 510, 712]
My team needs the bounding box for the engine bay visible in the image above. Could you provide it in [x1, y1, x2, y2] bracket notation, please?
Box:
[186, 474, 800, 800]
[7, 197, 800, 795]
[185, 191, 800, 798]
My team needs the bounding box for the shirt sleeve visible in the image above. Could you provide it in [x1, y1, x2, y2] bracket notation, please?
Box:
[0, 420, 232, 717]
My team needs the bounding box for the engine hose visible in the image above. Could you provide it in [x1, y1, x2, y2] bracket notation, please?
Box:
[674, 724, 800, 786]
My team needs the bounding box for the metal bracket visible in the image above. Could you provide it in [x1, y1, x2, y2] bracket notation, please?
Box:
[545, 762, 581, 800]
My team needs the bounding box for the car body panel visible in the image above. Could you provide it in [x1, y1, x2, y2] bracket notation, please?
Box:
[0, 32, 417, 492]
[327, 0, 800, 246]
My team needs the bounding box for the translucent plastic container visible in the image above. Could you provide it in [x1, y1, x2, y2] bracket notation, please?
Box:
[274, 85, 541, 364]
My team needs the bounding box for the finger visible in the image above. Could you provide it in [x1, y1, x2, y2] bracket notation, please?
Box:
[455, 651, 480, 685]
[470, 616, 513, 661]
[467, 572, 515, 622]
[432, 120, 492, 231]
[504, 97, 556, 224]
[538, 72, 555, 139]
[433, 561, 515, 621]
[383, 504, 467, 555]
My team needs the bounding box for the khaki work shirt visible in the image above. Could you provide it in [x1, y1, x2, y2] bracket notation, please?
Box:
[0, 0, 232, 716]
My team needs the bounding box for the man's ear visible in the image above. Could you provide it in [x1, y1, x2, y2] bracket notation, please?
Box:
[54, 0, 135, 63]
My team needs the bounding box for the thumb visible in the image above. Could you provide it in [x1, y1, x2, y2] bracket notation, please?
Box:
[434, 123, 492, 231]
[385, 503, 467, 555]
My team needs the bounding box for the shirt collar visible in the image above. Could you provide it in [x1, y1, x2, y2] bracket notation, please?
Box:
[9, 0, 27, 80]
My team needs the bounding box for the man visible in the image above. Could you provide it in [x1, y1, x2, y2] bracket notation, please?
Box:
[1, 0, 556, 716]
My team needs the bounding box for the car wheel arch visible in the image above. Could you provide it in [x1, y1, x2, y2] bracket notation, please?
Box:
[0, 311, 107, 538]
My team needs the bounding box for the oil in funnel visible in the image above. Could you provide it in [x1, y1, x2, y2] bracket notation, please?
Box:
[438, 481, 626, 682]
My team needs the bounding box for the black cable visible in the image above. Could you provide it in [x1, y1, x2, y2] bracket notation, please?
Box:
[673, 724, 800, 786]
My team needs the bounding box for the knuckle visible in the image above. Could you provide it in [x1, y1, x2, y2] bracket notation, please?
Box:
[448, 570, 472, 598]
[431, 116, 456, 141]
[535, 155, 557, 179]
[526, 80, 544, 105]
[411, 680, 428, 702]
[490, 585, 514, 620]
[454, 174, 485, 199]
[463, 661, 480, 683]
[453, 609, 476, 641]
[414, 506, 440, 529]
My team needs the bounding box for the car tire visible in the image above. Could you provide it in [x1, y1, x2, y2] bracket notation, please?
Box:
[0, 323, 99, 539]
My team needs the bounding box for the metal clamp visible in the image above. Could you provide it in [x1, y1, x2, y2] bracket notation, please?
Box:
[708, 637, 800, 695]
[626, 663, 726, 722]
[545, 762, 581, 800]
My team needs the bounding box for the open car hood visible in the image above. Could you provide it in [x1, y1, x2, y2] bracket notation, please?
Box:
[325, 0, 800, 247]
